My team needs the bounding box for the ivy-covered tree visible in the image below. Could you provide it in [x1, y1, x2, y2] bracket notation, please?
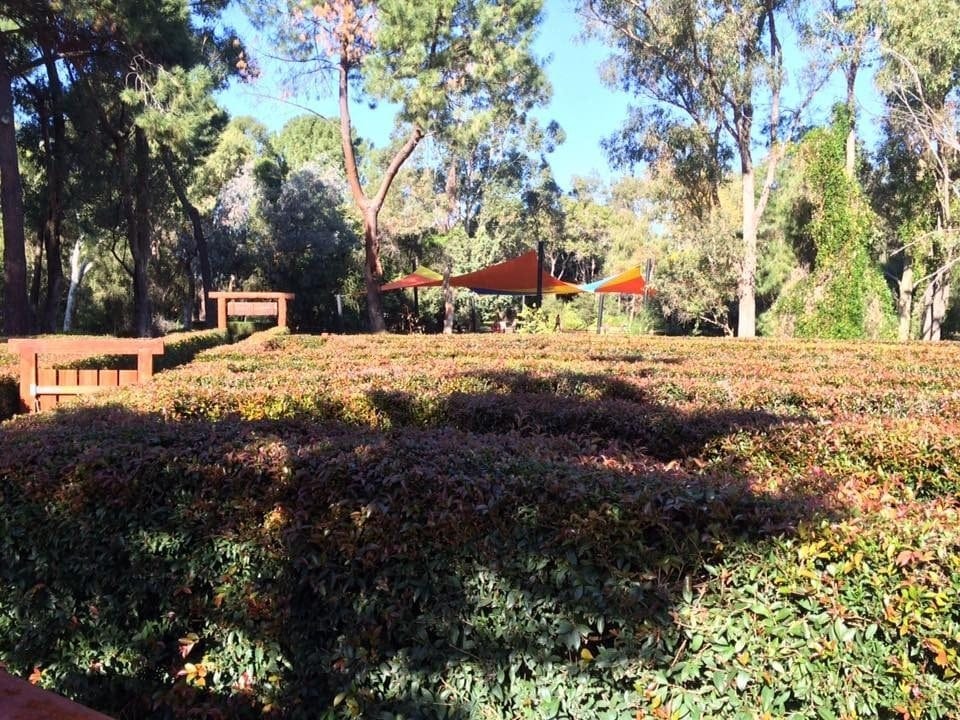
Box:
[763, 109, 896, 339]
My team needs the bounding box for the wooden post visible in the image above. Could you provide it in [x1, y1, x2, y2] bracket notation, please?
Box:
[217, 296, 227, 330]
[536, 239, 544, 308]
[137, 348, 154, 380]
[277, 296, 288, 328]
[18, 349, 36, 413]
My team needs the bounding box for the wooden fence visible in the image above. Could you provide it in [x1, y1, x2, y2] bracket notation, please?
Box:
[7, 337, 164, 413]
[209, 291, 294, 331]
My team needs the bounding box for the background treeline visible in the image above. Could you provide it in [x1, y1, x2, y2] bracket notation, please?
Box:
[0, 0, 958, 339]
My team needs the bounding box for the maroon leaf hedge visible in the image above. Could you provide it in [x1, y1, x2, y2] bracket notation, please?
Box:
[0, 330, 958, 719]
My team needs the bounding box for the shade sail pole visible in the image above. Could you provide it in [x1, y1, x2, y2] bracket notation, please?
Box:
[536, 240, 544, 308]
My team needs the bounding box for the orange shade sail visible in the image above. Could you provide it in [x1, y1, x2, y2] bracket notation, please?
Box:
[449, 251, 582, 295]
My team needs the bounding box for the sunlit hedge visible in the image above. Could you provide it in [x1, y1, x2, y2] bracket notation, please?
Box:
[1, 333, 958, 719]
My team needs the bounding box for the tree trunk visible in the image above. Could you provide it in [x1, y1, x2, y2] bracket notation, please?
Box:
[844, 54, 859, 178]
[442, 263, 454, 334]
[63, 239, 91, 332]
[40, 51, 66, 333]
[362, 208, 386, 332]
[132, 127, 152, 336]
[338, 56, 422, 334]
[0, 60, 30, 336]
[30, 225, 43, 310]
[444, 160, 458, 232]
[738, 164, 758, 338]
[160, 144, 214, 326]
[183, 260, 195, 330]
[920, 268, 950, 341]
[897, 257, 913, 341]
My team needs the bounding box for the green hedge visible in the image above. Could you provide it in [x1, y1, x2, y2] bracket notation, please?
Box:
[0, 343, 17, 421]
[0, 334, 958, 719]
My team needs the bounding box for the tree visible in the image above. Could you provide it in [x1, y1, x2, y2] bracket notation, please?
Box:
[262, 162, 357, 329]
[272, 114, 345, 172]
[864, 0, 960, 340]
[249, 0, 549, 331]
[581, 0, 818, 336]
[128, 65, 229, 326]
[0, 42, 29, 335]
[763, 109, 896, 339]
[0, 3, 81, 335]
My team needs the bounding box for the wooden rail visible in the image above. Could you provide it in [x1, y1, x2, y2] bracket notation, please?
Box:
[0, 670, 114, 719]
[8, 337, 164, 413]
[209, 291, 294, 331]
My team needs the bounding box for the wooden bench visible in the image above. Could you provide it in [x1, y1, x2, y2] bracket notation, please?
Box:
[8, 337, 164, 413]
[209, 291, 295, 331]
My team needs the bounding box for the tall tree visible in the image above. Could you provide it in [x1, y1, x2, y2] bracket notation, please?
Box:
[129, 65, 229, 326]
[0, 4, 64, 335]
[250, 0, 549, 331]
[871, 0, 960, 340]
[582, 0, 817, 336]
[0, 44, 30, 335]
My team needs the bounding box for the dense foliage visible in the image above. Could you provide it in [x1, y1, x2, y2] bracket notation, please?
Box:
[1, 332, 958, 718]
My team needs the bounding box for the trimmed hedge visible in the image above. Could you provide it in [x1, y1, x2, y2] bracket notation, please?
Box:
[0, 334, 958, 719]
[0, 342, 17, 420]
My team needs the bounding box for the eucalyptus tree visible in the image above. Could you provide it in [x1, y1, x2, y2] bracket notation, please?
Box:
[581, 0, 820, 337]
[249, 0, 549, 332]
[869, 0, 960, 340]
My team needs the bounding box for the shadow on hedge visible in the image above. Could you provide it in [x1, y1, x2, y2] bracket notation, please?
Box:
[0, 380, 834, 719]
[369, 369, 792, 461]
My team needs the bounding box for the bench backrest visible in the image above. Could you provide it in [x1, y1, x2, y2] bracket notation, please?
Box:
[209, 291, 295, 330]
[7, 337, 164, 413]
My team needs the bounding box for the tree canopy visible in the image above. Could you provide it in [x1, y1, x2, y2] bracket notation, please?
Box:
[1, 0, 959, 340]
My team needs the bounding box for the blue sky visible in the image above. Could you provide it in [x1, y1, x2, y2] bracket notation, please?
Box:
[216, 1, 885, 191]
[216, 2, 628, 189]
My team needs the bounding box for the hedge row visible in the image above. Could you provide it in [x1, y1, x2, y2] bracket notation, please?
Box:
[0, 342, 16, 420]
[1, 333, 958, 719]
